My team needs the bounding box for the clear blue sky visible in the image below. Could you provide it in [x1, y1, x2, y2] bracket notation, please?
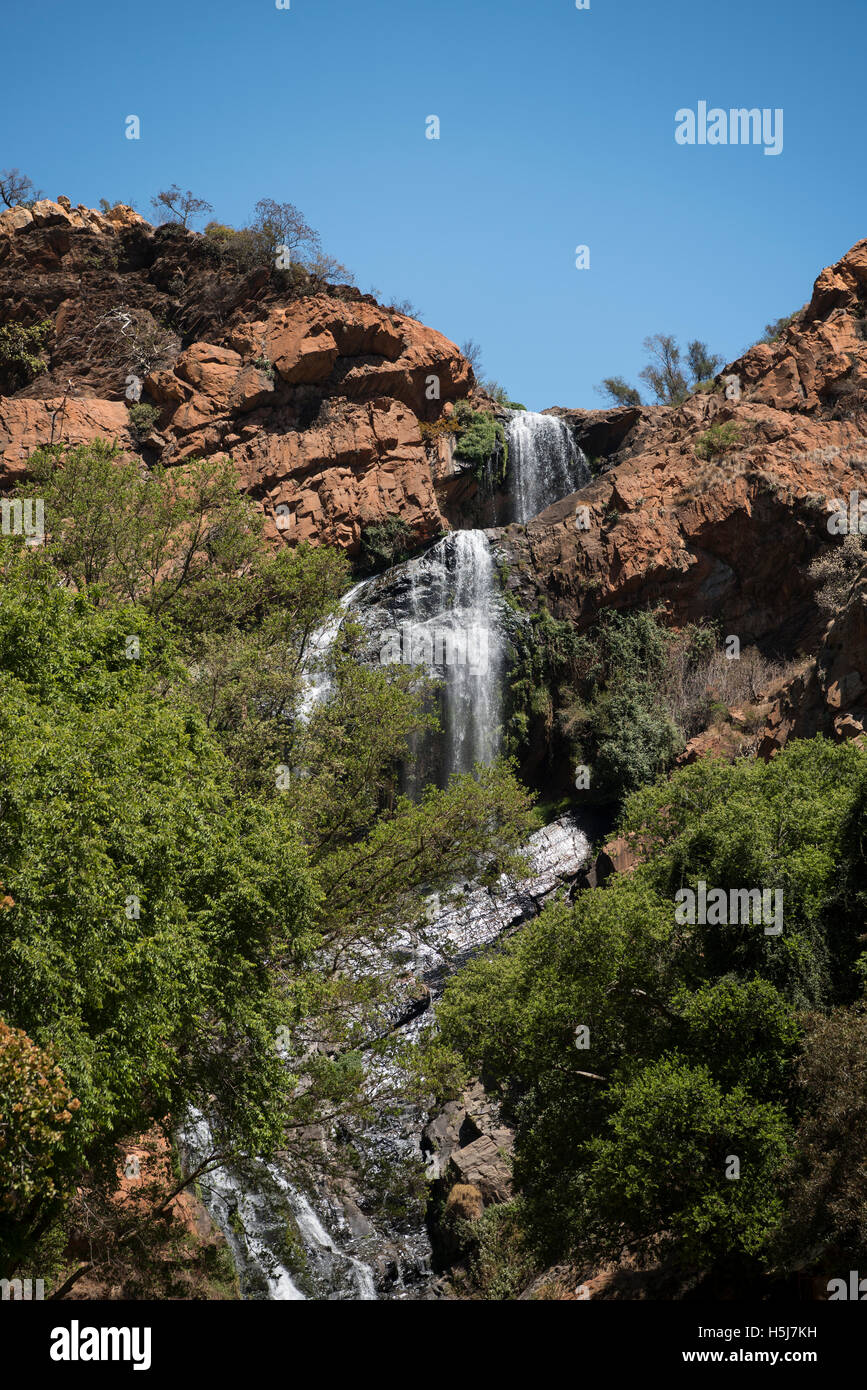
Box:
[2, 0, 866, 410]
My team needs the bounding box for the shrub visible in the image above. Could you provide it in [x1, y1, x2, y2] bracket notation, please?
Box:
[596, 375, 643, 407]
[808, 532, 866, 613]
[453, 401, 507, 477]
[359, 515, 415, 573]
[761, 313, 798, 344]
[0, 320, 51, 393]
[419, 417, 461, 444]
[479, 380, 512, 407]
[252, 354, 275, 381]
[88, 307, 179, 377]
[695, 421, 741, 460]
[126, 401, 160, 444]
[205, 221, 271, 274]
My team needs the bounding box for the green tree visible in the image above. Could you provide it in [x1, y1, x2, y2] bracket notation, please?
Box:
[686, 339, 724, 385]
[639, 333, 689, 405]
[430, 739, 867, 1284]
[20, 442, 262, 622]
[150, 185, 213, 229]
[595, 375, 642, 407]
[0, 560, 318, 1273]
[586, 1059, 791, 1264]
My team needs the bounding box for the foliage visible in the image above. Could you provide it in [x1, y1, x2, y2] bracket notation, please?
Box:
[1, 436, 535, 1284]
[126, 401, 160, 444]
[431, 738, 867, 1281]
[596, 375, 642, 407]
[0, 319, 51, 393]
[204, 203, 354, 286]
[0, 560, 319, 1258]
[586, 1059, 791, 1264]
[453, 400, 508, 482]
[0, 1020, 80, 1266]
[151, 186, 213, 229]
[480, 380, 516, 408]
[773, 1006, 867, 1270]
[359, 515, 415, 573]
[761, 313, 798, 344]
[19, 442, 263, 621]
[509, 606, 682, 802]
[638, 333, 689, 404]
[596, 334, 725, 408]
[808, 532, 866, 613]
[686, 339, 724, 384]
[695, 421, 741, 460]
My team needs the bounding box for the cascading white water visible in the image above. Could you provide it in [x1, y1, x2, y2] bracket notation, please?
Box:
[301, 530, 504, 786]
[401, 529, 503, 780]
[210, 421, 596, 1301]
[298, 577, 371, 719]
[505, 410, 590, 523]
[180, 1113, 379, 1301]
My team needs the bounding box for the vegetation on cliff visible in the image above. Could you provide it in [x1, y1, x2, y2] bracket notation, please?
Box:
[0, 442, 533, 1293]
[596, 334, 724, 406]
[431, 738, 867, 1294]
[504, 604, 784, 805]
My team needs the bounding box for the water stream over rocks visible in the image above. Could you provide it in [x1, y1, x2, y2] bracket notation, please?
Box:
[505, 411, 590, 524]
[185, 406, 594, 1299]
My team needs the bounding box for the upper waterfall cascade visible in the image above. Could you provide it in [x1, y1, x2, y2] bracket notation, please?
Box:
[504, 410, 590, 524]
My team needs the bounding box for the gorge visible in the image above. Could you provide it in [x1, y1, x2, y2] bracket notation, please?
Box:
[4, 200, 867, 1304]
[185, 410, 596, 1299]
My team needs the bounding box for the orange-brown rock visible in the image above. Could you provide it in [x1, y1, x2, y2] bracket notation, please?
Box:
[0, 203, 474, 554]
[0, 395, 132, 474]
[496, 238, 867, 668]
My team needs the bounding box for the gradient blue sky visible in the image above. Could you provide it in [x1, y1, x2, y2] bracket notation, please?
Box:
[2, 0, 865, 409]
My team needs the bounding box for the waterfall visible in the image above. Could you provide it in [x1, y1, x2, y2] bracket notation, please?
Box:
[183, 809, 591, 1301]
[302, 530, 504, 788]
[217, 432, 595, 1300]
[399, 529, 503, 782]
[180, 1113, 380, 1301]
[298, 577, 371, 719]
[505, 410, 590, 523]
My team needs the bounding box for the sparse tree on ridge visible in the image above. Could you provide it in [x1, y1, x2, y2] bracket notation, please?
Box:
[596, 375, 643, 407]
[686, 338, 724, 385]
[150, 185, 214, 229]
[0, 168, 43, 209]
[460, 339, 484, 376]
[596, 333, 725, 407]
[638, 333, 689, 405]
[252, 197, 320, 260]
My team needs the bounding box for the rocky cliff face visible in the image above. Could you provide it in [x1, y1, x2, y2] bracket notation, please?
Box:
[2, 202, 867, 751]
[0, 198, 473, 553]
[495, 239, 867, 753]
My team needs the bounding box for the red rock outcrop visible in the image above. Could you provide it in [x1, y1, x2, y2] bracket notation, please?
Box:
[496, 238, 867, 668]
[0, 199, 473, 553]
[5, 203, 867, 737]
